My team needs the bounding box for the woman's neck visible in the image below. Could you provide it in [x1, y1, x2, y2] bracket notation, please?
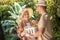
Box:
[23, 19, 30, 23]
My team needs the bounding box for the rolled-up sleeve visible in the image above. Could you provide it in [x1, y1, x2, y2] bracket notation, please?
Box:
[38, 14, 48, 29]
[36, 0, 46, 6]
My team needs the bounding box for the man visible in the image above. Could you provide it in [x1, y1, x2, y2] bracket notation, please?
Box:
[35, 0, 53, 40]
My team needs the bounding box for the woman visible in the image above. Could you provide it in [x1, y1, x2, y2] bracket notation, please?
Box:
[17, 8, 38, 40]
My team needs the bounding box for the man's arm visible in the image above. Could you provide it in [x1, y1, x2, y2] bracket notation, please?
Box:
[29, 27, 45, 38]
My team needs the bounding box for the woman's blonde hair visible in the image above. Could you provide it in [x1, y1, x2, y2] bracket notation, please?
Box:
[22, 8, 33, 18]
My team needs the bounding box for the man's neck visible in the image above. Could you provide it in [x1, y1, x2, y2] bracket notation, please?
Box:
[41, 13, 47, 15]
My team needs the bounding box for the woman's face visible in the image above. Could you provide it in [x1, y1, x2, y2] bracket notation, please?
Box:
[23, 11, 29, 20]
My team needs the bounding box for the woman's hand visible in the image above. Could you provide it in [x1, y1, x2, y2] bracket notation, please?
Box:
[21, 30, 27, 36]
[29, 35, 34, 38]
[17, 29, 22, 38]
[25, 34, 34, 39]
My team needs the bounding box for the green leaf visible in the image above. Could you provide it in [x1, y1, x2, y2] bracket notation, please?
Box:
[8, 11, 18, 19]
[9, 27, 16, 33]
[14, 2, 22, 15]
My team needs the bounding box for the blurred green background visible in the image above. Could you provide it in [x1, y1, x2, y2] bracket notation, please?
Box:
[0, 0, 60, 40]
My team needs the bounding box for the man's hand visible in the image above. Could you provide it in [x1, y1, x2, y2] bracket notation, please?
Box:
[32, 20, 38, 25]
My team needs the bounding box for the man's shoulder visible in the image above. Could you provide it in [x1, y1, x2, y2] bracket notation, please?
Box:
[43, 14, 53, 21]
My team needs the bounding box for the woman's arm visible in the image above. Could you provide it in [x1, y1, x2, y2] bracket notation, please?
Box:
[17, 22, 24, 38]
